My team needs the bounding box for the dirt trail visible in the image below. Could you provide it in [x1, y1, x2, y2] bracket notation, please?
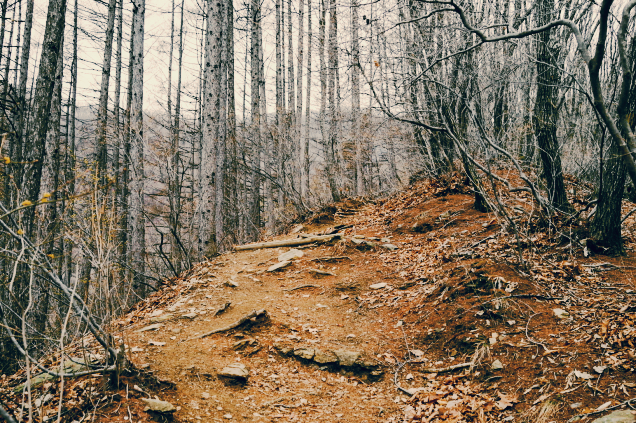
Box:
[118, 209, 411, 423]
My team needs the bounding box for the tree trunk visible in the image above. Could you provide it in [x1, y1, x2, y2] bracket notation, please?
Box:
[590, 35, 636, 254]
[351, 0, 362, 195]
[113, 0, 124, 209]
[130, 0, 146, 293]
[249, 0, 262, 240]
[215, 0, 228, 250]
[65, 0, 79, 287]
[226, 0, 237, 245]
[296, 0, 304, 191]
[532, 0, 571, 213]
[591, 137, 627, 254]
[15, 0, 34, 153]
[303, 0, 312, 198]
[325, 0, 340, 201]
[96, 0, 118, 186]
[170, 0, 185, 269]
[21, 0, 66, 235]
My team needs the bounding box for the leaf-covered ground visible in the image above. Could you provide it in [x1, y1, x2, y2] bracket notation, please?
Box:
[3, 172, 636, 422]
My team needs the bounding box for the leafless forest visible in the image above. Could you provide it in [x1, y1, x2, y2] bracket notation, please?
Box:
[0, 0, 636, 412]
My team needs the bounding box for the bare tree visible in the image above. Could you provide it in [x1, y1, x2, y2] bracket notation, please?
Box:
[96, 0, 118, 186]
[130, 0, 146, 292]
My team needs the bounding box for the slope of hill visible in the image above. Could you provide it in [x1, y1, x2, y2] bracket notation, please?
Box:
[2, 172, 636, 423]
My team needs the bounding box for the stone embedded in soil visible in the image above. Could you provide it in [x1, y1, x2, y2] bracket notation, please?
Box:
[274, 344, 293, 356]
[307, 268, 336, 277]
[313, 349, 338, 364]
[180, 312, 197, 320]
[278, 249, 304, 262]
[381, 243, 398, 250]
[491, 359, 503, 370]
[141, 398, 176, 413]
[294, 347, 316, 360]
[233, 338, 257, 350]
[224, 280, 239, 288]
[268, 261, 292, 272]
[333, 349, 361, 367]
[150, 314, 174, 323]
[369, 282, 387, 290]
[137, 323, 164, 332]
[217, 363, 250, 384]
[591, 410, 636, 423]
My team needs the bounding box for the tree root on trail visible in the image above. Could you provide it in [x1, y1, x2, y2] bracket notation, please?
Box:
[234, 234, 342, 251]
[185, 309, 269, 341]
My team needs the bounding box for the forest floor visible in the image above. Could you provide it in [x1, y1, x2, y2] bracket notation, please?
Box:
[4, 171, 636, 422]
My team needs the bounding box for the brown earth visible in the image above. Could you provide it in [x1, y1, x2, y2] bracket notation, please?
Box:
[3, 173, 636, 422]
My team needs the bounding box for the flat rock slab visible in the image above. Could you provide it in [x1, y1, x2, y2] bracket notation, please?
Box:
[274, 344, 384, 380]
[294, 347, 315, 360]
[218, 363, 250, 384]
[279, 249, 304, 262]
[314, 350, 339, 364]
[268, 261, 292, 272]
[141, 398, 176, 413]
[592, 410, 636, 423]
[381, 243, 399, 251]
[333, 349, 361, 367]
[369, 283, 387, 290]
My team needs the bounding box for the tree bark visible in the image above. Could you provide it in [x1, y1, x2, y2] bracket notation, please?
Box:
[96, 0, 118, 186]
[532, 0, 571, 213]
[303, 0, 312, 198]
[22, 0, 66, 234]
[170, 0, 185, 268]
[249, 0, 262, 240]
[130, 0, 146, 293]
[351, 0, 362, 195]
[325, 0, 340, 201]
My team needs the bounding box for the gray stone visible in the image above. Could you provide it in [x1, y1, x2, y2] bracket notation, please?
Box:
[294, 348, 315, 360]
[274, 344, 293, 356]
[592, 410, 636, 423]
[369, 283, 387, 289]
[381, 244, 399, 251]
[278, 249, 304, 262]
[333, 349, 361, 367]
[268, 261, 292, 272]
[141, 398, 176, 413]
[217, 363, 250, 383]
[313, 350, 338, 364]
[491, 359, 504, 370]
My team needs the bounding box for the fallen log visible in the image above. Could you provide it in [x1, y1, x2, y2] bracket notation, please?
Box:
[186, 309, 269, 341]
[234, 233, 343, 251]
